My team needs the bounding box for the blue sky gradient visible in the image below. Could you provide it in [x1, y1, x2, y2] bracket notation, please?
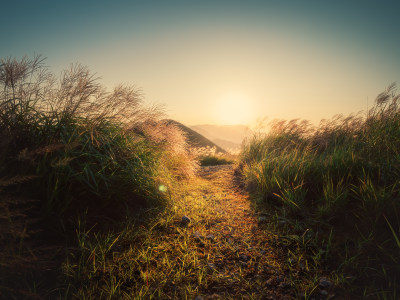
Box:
[2, 0, 400, 125]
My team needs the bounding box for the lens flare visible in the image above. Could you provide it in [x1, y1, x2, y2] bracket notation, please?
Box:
[158, 185, 167, 192]
[214, 94, 253, 125]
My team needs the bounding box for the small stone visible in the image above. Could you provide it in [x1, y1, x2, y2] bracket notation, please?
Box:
[194, 296, 204, 300]
[266, 278, 275, 286]
[206, 234, 215, 242]
[181, 215, 191, 224]
[240, 261, 248, 268]
[207, 263, 216, 271]
[319, 277, 333, 289]
[239, 255, 248, 262]
[192, 231, 204, 240]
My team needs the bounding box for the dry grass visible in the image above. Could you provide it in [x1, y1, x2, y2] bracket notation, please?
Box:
[62, 165, 300, 299]
[239, 83, 400, 298]
[0, 55, 197, 298]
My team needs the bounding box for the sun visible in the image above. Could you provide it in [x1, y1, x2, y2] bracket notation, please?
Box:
[214, 94, 253, 125]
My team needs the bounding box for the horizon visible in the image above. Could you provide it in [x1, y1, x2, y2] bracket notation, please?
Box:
[2, 0, 400, 126]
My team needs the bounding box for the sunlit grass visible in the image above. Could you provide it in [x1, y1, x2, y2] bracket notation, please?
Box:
[2, 55, 399, 299]
[199, 155, 234, 166]
[191, 146, 236, 166]
[61, 167, 287, 299]
[239, 83, 400, 298]
[0, 55, 196, 298]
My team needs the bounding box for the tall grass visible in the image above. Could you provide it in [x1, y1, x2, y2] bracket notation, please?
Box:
[0, 55, 197, 297]
[0, 55, 195, 219]
[239, 84, 400, 297]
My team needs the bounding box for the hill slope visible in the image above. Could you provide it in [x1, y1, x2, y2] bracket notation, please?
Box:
[212, 138, 241, 153]
[190, 124, 251, 145]
[163, 120, 226, 153]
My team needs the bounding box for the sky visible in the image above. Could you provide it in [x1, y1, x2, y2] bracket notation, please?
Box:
[2, 0, 400, 127]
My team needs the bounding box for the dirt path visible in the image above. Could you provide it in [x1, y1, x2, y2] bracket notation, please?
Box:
[0, 164, 326, 299]
[0, 164, 301, 299]
[177, 164, 293, 299]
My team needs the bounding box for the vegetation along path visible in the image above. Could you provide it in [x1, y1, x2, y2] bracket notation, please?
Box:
[67, 163, 339, 300]
[176, 164, 293, 299]
[3, 56, 399, 299]
[121, 163, 317, 300]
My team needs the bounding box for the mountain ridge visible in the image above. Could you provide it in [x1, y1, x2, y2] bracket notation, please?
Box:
[189, 124, 252, 152]
[163, 119, 226, 153]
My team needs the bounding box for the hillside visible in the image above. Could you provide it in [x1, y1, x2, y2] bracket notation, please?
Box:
[163, 119, 226, 153]
[212, 138, 241, 153]
[2, 55, 399, 299]
[190, 124, 252, 152]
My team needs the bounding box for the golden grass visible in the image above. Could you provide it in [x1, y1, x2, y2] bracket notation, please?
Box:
[62, 165, 303, 299]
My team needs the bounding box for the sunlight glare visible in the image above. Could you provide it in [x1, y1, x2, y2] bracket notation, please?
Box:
[214, 94, 253, 125]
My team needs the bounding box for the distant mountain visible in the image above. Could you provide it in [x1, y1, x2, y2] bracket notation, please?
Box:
[212, 138, 241, 153]
[190, 124, 252, 152]
[163, 120, 226, 153]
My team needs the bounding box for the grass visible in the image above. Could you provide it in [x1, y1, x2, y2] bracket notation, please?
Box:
[61, 179, 211, 299]
[61, 165, 292, 299]
[0, 55, 196, 215]
[0, 55, 196, 298]
[2, 54, 399, 299]
[191, 146, 236, 166]
[239, 83, 400, 298]
[199, 155, 234, 166]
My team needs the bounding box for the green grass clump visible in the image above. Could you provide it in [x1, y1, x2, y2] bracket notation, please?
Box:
[239, 83, 400, 298]
[0, 55, 194, 218]
[0, 55, 196, 298]
[200, 155, 234, 166]
[191, 146, 235, 166]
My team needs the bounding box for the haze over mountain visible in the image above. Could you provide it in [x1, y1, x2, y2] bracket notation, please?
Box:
[164, 120, 226, 153]
[190, 124, 253, 153]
